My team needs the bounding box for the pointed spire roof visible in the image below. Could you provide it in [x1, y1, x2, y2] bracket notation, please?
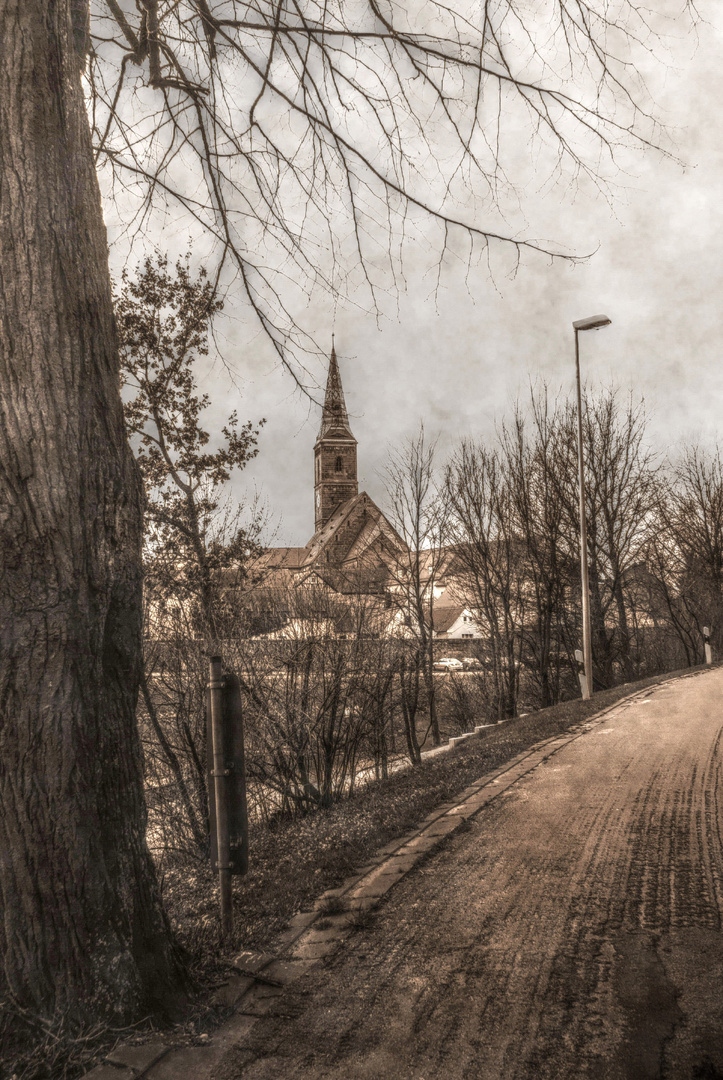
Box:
[317, 340, 355, 441]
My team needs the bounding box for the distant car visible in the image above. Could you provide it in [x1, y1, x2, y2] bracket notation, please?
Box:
[461, 657, 482, 669]
[433, 657, 464, 671]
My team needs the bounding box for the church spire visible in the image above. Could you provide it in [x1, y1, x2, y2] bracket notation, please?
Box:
[318, 339, 354, 440]
[313, 341, 358, 532]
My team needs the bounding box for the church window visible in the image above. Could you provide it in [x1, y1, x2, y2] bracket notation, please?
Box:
[335, 455, 343, 472]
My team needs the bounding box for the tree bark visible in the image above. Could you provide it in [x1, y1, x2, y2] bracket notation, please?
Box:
[0, 1, 186, 1026]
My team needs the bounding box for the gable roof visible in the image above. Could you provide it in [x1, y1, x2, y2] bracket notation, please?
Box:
[431, 604, 466, 633]
[304, 492, 367, 560]
[304, 491, 404, 565]
[250, 490, 407, 585]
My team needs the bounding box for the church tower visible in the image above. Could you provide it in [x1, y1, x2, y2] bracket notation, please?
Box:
[314, 343, 358, 531]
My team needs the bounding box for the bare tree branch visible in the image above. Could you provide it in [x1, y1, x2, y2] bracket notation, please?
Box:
[87, 0, 670, 376]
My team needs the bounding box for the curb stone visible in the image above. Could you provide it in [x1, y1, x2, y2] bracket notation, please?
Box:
[85, 1040, 173, 1078]
[83, 672, 697, 1079]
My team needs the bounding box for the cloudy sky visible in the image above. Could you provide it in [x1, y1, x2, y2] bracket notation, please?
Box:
[106, 5, 723, 547]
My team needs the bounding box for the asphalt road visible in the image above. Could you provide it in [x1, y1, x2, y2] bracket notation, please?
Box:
[216, 668, 723, 1080]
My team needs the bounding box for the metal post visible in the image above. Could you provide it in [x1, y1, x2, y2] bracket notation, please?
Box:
[208, 655, 233, 939]
[575, 329, 593, 700]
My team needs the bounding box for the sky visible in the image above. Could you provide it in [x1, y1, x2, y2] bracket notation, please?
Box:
[105, 4, 723, 547]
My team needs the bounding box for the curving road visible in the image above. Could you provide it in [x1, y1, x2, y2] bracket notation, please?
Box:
[216, 668, 723, 1080]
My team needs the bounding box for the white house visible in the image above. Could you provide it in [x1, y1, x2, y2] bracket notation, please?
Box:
[432, 605, 483, 639]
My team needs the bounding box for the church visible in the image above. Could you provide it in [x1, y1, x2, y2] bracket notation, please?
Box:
[252, 344, 405, 589]
[249, 345, 482, 639]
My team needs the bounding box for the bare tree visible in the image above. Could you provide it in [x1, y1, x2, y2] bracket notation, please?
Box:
[446, 442, 526, 720]
[381, 427, 449, 745]
[580, 390, 660, 685]
[498, 387, 660, 697]
[232, 579, 392, 811]
[140, 632, 211, 861]
[661, 445, 723, 655]
[355, 639, 398, 781]
[397, 643, 425, 766]
[500, 389, 578, 707]
[636, 517, 701, 670]
[516, 388, 661, 689]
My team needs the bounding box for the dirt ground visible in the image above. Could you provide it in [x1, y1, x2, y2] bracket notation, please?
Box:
[213, 667, 723, 1080]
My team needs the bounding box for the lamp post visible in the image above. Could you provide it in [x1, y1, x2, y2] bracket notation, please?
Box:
[572, 314, 611, 699]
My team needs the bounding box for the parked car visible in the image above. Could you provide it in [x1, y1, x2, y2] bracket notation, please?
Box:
[433, 657, 464, 671]
[461, 657, 482, 669]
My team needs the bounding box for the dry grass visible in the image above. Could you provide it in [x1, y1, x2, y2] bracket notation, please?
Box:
[317, 895, 348, 916]
[0, 1005, 161, 1080]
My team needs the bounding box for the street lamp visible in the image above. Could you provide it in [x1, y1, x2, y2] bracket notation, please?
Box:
[573, 314, 611, 699]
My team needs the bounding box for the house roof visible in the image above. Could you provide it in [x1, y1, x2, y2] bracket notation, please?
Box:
[304, 492, 369, 559]
[431, 604, 466, 633]
[309, 564, 392, 595]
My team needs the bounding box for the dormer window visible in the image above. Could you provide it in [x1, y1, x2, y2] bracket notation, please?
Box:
[335, 455, 343, 472]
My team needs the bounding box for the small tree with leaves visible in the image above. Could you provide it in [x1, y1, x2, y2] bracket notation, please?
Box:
[116, 253, 264, 860]
[118, 253, 264, 643]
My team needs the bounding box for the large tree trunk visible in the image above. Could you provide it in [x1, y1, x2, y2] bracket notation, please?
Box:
[0, 1, 186, 1029]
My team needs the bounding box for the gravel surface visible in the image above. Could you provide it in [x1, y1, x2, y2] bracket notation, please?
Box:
[213, 667, 723, 1080]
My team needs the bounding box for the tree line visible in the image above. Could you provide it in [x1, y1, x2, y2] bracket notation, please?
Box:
[122, 258, 723, 872]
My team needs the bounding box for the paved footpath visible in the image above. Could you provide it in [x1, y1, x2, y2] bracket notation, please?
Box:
[90, 668, 723, 1080]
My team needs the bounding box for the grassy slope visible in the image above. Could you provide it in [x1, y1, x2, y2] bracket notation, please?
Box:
[167, 665, 706, 959]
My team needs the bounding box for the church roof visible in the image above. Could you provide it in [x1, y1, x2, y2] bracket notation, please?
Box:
[317, 343, 355, 442]
[251, 547, 309, 570]
[304, 491, 370, 561]
[304, 491, 404, 565]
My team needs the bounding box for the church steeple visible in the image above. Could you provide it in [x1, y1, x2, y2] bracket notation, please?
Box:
[318, 341, 354, 440]
[314, 342, 358, 532]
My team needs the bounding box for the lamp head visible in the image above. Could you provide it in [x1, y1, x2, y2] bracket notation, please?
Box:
[573, 315, 611, 332]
